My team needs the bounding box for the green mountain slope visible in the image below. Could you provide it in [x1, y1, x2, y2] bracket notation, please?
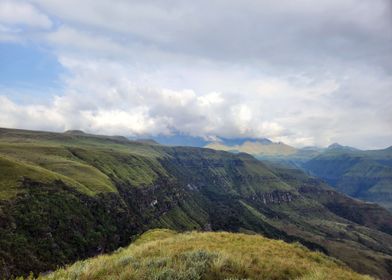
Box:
[303, 146, 392, 210]
[31, 229, 371, 280]
[1, 128, 392, 279]
[206, 139, 392, 212]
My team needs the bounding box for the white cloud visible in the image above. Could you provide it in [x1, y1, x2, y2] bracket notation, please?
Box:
[0, 0, 51, 29]
[30, 0, 392, 70]
[0, 0, 391, 149]
[0, 96, 65, 131]
[46, 26, 128, 55]
[81, 108, 157, 135]
[2, 56, 391, 149]
[0, 24, 22, 42]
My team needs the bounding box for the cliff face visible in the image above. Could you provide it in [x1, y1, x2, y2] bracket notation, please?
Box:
[255, 191, 296, 204]
[1, 128, 392, 279]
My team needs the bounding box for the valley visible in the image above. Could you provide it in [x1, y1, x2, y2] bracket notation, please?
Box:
[206, 139, 392, 212]
[1, 128, 392, 279]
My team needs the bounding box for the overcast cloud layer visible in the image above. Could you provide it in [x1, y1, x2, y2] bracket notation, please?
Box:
[0, 0, 391, 148]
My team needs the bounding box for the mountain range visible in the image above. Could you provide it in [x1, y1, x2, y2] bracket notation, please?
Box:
[204, 138, 392, 212]
[303, 145, 392, 211]
[1, 128, 392, 279]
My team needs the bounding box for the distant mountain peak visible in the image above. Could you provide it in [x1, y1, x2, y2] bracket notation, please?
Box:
[328, 143, 343, 149]
[327, 143, 358, 152]
[205, 138, 297, 156]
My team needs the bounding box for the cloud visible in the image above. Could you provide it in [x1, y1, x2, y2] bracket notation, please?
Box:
[46, 26, 129, 55]
[0, 0, 52, 42]
[0, 95, 65, 131]
[31, 0, 392, 70]
[0, 0, 391, 149]
[0, 24, 22, 42]
[2, 56, 391, 148]
[0, 0, 52, 29]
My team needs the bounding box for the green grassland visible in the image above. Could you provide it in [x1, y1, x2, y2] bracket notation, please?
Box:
[29, 229, 371, 280]
[0, 155, 96, 199]
[0, 128, 167, 199]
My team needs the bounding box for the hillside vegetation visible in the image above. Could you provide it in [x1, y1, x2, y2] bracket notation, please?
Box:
[1, 128, 392, 279]
[29, 229, 371, 280]
[303, 146, 392, 211]
[207, 139, 392, 212]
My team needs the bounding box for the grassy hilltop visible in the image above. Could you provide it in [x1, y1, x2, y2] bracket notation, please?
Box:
[30, 229, 371, 280]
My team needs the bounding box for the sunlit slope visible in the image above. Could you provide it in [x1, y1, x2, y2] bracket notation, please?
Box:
[0, 155, 98, 199]
[0, 128, 168, 198]
[206, 140, 297, 156]
[35, 229, 371, 280]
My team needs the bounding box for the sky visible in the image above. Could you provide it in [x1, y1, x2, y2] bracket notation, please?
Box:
[0, 0, 391, 149]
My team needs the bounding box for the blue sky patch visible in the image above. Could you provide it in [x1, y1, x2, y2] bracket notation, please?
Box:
[0, 42, 64, 102]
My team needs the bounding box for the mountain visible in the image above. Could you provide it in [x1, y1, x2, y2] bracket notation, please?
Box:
[205, 139, 298, 157]
[211, 137, 273, 146]
[149, 135, 274, 148]
[303, 146, 392, 211]
[326, 143, 359, 152]
[205, 138, 392, 212]
[37, 229, 371, 280]
[1, 128, 392, 278]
